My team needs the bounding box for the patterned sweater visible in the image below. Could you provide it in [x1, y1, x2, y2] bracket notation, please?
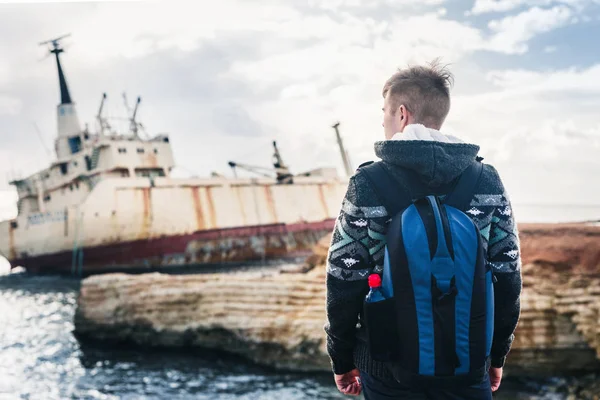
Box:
[324, 138, 523, 380]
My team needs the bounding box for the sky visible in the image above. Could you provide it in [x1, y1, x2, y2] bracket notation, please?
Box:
[1, 0, 600, 226]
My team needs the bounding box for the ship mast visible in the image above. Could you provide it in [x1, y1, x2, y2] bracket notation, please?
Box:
[332, 122, 353, 177]
[39, 33, 82, 158]
[44, 34, 72, 104]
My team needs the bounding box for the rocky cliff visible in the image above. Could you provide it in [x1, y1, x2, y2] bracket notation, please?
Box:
[74, 223, 600, 375]
[509, 224, 600, 375]
[75, 265, 331, 371]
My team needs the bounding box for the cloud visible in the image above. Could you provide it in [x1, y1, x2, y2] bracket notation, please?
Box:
[443, 63, 600, 205]
[483, 120, 600, 206]
[0, 96, 21, 116]
[307, 0, 446, 9]
[472, 0, 541, 14]
[67, 1, 298, 63]
[486, 6, 573, 54]
[485, 63, 600, 93]
[210, 103, 264, 137]
[0, 60, 21, 115]
[450, 64, 600, 139]
[0, 60, 9, 85]
[0, 1, 302, 71]
[227, 12, 484, 95]
[470, 0, 596, 15]
[487, 120, 600, 163]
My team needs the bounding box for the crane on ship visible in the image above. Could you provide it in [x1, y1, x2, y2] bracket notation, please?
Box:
[228, 141, 296, 184]
[227, 123, 354, 183]
[96, 93, 113, 135]
[123, 93, 147, 138]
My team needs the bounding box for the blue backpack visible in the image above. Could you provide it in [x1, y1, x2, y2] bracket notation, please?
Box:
[359, 160, 494, 388]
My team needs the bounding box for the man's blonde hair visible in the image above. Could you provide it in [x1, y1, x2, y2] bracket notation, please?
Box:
[382, 59, 454, 129]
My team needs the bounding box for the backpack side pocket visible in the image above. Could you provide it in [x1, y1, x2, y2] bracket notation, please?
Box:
[363, 296, 400, 362]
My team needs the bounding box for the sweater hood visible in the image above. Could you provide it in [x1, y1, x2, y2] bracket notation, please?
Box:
[374, 124, 481, 187]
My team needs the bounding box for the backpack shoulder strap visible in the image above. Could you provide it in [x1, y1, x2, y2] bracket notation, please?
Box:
[357, 161, 415, 217]
[443, 161, 484, 210]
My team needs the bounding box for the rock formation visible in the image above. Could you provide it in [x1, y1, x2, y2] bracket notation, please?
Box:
[74, 223, 600, 375]
[75, 265, 331, 371]
[509, 224, 600, 375]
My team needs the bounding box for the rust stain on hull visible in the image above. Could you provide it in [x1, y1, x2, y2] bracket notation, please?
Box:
[205, 187, 217, 229]
[8, 222, 16, 260]
[14, 219, 336, 275]
[191, 187, 206, 231]
[264, 186, 278, 222]
[318, 185, 330, 218]
[140, 188, 152, 239]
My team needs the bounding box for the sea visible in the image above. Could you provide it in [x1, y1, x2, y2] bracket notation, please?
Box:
[0, 204, 599, 399]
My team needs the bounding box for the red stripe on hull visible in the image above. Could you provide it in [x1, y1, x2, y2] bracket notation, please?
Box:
[11, 219, 336, 275]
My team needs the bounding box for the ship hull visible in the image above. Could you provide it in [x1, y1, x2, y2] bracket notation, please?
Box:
[10, 219, 335, 275]
[1, 175, 348, 275]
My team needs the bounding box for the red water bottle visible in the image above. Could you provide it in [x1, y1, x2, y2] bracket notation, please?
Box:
[366, 274, 385, 302]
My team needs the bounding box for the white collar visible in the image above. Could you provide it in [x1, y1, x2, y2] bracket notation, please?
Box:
[391, 124, 464, 144]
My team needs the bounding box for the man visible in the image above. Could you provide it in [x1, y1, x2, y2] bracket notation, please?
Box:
[324, 60, 522, 399]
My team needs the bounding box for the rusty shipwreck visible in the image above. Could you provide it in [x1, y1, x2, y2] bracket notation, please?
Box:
[0, 35, 350, 275]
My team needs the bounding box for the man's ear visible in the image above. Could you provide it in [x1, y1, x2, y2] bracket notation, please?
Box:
[396, 104, 404, 119]
[397, 104, 409, 131]
[399, 104, 409, 120]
